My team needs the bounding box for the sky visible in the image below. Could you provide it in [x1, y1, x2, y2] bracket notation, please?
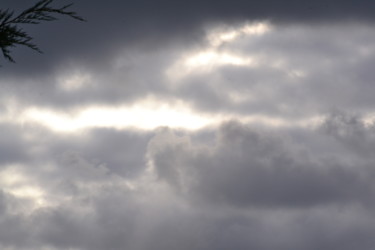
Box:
[1, 0, 375, 249]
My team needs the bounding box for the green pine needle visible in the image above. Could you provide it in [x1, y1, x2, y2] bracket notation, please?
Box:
[0, 0, 85, 63]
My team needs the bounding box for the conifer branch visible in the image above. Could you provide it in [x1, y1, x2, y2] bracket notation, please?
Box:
[0, 0, 85, 63]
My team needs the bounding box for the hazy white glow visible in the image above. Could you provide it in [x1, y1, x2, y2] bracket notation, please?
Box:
[0, 96, 360, 133]
[165, 22, 271, 82]
[23, 98, 214, 132]
[241, 115, 325, 128]
[58, 71, 92, 91]
[166, 21, 308, 84]
[363, 113, 375, 127]
[207, 21, 271, 47]
[0, 166, 47, 208]
[227, 90, 256, 104]
[9, 186, 44, 202]
[0, 167, 25, 186]
[20, 101, 327, 133]
[166, 50, 256, 81]
[185, 50, 255, 67]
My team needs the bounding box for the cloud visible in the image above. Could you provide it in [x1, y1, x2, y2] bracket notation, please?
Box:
[0, 116, 374, 249]
[0, 124, 30, 165]
[1, 1, 375, 249]
[0, 114, 374, 249]
[148, 119, 375, 209]
[169, 22, 375, 118]
[2, 0, 375, 77]
[2, 21, 375, 129]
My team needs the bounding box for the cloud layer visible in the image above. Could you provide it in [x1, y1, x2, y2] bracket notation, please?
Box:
[2, 116, 375, 249]
[1, 1, 375, 249]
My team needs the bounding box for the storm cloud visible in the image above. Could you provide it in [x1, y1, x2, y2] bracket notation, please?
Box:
[1, 0, 375, 249]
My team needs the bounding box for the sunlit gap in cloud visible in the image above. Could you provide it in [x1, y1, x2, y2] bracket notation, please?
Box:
[20, 102, 327, 133]
[185, 50, 255, 67]
[207, 21, 271, 47]
[165, 21, 308, 86]
[0, 98, 329, 133]
[165, 21, 271, 82]
[363, 113, 375, 127]
[23, 97, 214, 132]
[0, 165, 47, 210]
[166, 50, 257, 82]
[12, 94, 375, 133]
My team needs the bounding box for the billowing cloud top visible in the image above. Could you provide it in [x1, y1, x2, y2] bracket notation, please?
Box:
[1, 1, 375, 250]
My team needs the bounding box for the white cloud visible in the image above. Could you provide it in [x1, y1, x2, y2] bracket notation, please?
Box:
[22, 100, 212, 132]
[206, 21, 271, 47]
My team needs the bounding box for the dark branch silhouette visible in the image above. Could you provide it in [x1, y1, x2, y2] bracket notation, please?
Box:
[0, 0, 85, 63]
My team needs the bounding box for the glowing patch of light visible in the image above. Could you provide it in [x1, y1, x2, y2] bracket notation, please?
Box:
[165, 22, 271, 82]
[23, 99, 214, 132]
[58, 71, 92, 91]
[0, 166, 47, 208]
[166, 50, 256, 81]
[208, 21, 271, 47]
[363, 113, 375, 127]
[241, 115, 325, 128]
[1, 95, 333, 132]
[9, 186, 44, 202]
[21, 106, 328, 133]
[185, 51, 255, 68]
[227, 90, 255, 104]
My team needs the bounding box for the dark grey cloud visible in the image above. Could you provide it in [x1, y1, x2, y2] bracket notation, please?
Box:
[148, 119, 375, 209]
[4, 125, 151, 178]
[0, 115, 375, 249]
[1, 117, 375, 250]
[172, 22, 375, 118]
[321, 111, 375, 157]
[2, 0, 375, 77]
[0, 123, 30, 165]
[0, 191, 34, 249]
[2, 20, 375, 121]
[0, 45, 175, 110]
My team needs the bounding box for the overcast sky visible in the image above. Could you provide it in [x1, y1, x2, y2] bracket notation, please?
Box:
[1, 1, 375, 249]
